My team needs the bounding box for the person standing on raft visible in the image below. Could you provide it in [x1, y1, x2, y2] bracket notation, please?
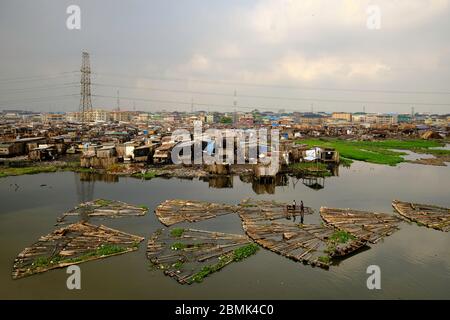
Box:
[300, 200, 305, 224]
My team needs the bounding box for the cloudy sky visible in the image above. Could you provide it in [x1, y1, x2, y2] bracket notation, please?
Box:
[0, 0, 449, 114]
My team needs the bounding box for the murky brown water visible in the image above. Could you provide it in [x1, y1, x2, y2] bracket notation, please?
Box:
[0, 161, 449, 299]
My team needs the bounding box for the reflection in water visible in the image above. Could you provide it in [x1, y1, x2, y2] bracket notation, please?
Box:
[205, 176, 233, 189]
[75, 173, 119, 222]
[1, 161, 449, 299]
[74, 174, 94, 222]
[78, 172, 119, 183]
[248, 174, 289, 194]
[301, 176, 325, 190]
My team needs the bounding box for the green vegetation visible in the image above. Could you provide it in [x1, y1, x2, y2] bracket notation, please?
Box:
[31, 244, 127, 269]
[317, 255, 331, 264]
[173, 261, 184, 269]
[171, 242, 187, 250]
[219, 116, 233, 124]
[0, 166, 58, 178]
[288, 161, 331, 176]
[132, 170, 158, 180]
[323, 230, 357, 258]
[296, 138, 445, 166]
[0, 162, 100, 179]
[339, 157, 354, 167]
[170, 228, 185, 238]
[232, 243, 259, 261]
[140, 205, 149, 211]
[412, 148, 450, 156]
[330, 230, 356, 243]
[94, 199, 113, 206]
[187, 244, 259, 284]
[63, 244, 127, 263]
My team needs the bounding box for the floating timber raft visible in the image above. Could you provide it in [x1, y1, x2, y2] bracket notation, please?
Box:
[155, 199, 237, 226]
[238, 200, 366, 269]
[320, 207, 402, 243]
[57, 199, 148, 224]
[12, 222, 144, 279]
[147, 228, 258, 284]
[392, 200, 450, 232]
[239, 198, 315, 220]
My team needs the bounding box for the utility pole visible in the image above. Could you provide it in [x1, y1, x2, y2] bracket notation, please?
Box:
[233, 89, 237, 125]
[117, 90, 120, 111]
[79, 51, 93, 123]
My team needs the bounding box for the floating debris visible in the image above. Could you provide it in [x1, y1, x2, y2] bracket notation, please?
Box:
[147, 228, 257, 284]
[57, 199, 148, 224]
[238, 201, 365, 269]
[155, 199, 237, 226]
[392, 200, 450, 232]
[320, 207, 401, 243]
[12, 222, 144, 279]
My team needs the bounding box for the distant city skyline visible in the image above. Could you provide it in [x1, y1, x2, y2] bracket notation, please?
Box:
[1, 0, 449, 114]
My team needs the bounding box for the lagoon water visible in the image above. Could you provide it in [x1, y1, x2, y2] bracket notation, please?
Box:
[0, 161, 449, 299]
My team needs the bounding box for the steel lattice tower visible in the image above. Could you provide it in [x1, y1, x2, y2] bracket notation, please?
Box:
[79, 51, 92, 122]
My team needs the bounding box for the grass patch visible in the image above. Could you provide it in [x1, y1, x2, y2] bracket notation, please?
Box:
[188, 243, 259, 283]
[0, 166, 58, 178]
[170, 228, 185, 238]
[94, 199, 113, 206]
[339, 157, 354, 167]
[232, 243, 259, 262]
[31, 244, 127, 269]
[317, 256, 331, 264]
[330, 230, 356, 243]
[295, 138, 445, 166]
[132, 171, 158, 180]
[171, 242, 187, 250]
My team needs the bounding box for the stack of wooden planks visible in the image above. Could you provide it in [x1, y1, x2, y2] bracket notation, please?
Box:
[320, 207, 401, 243]
[155, 199, 237, 226]
[57, 199, 148, 224]
[12, 222, 144, 279]
[392, 200, 450, 232]
[147, 228, 257, 284]
[238, 201, 365, 269]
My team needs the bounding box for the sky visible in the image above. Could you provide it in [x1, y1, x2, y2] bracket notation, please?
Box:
[0, 0, 449, 114]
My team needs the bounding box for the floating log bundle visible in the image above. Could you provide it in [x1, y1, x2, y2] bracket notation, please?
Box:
[392, 200, 450, 232]
[239, 198, 314, 221]
[147, 228, 258, 284]
[12, 222, 144, 279]
[320, 207, 402, 243]
[57, 199, 148, 224]
[155, 199, 237, 226]
[238, 202, 365, 269]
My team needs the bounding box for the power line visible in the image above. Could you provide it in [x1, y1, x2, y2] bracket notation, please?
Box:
[0, 83, 79, 93]
[91, 82, 450, 107]
[0, 94, 79, 105]
[0, 71, 78, 84]
[92, 71, 450, 95]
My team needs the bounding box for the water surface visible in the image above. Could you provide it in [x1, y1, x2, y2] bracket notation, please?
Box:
[0, 161, 449, 299]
